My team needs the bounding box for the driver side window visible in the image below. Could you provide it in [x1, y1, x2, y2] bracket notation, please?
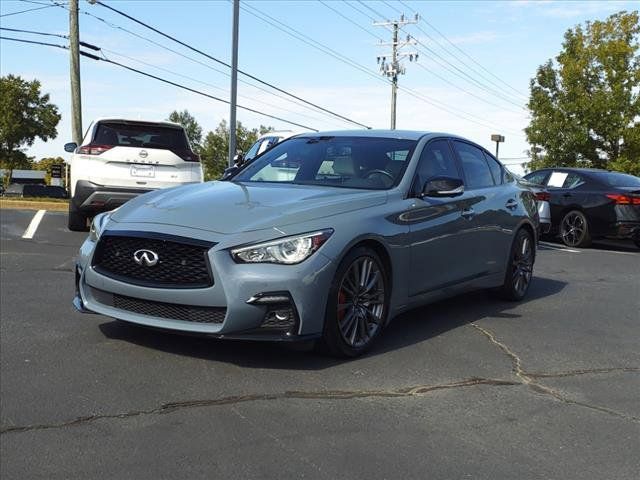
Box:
[414, 140, 460, 193]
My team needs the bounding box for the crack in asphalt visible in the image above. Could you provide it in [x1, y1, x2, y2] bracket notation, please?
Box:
[527, 367, 640, 379]
[0, 377, 518, 435]
[470, 323, 640, 424]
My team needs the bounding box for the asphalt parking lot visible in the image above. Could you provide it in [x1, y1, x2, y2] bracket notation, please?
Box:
[1, 208, 638, 479]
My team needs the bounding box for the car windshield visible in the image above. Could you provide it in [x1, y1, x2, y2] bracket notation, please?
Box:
[94, 122, 190, 150]
[595, 172, 640, 187]
[233, 136, 417, 190]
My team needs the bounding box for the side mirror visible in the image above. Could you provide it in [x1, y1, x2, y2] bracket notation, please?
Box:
[233, 153, 244, 165]
[64, 142, 77, 153]
[421, 176, 464, 198]
[220, 166, 239, 181]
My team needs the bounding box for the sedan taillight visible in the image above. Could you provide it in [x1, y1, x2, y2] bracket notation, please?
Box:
[77, 144, 114, 155]
[605, 194, 640, 205]
[535, 191, 550, 202]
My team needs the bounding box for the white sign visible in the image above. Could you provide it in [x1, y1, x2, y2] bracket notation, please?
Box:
[547, 171, 568, 188]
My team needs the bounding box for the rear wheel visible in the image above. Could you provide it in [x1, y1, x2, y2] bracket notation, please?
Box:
[321, 247, 389, 357]
[497, 228, 535, 301]
[560, 210, 591, 248]
[68, 201, 88, 231]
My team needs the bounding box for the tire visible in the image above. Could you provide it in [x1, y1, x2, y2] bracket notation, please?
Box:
[560, 210, 591, 248]
[497, 228, 535, 301]
[634, 237, 640, 249]
[68, 201, 88, 231]
[320, 246, 390, 357]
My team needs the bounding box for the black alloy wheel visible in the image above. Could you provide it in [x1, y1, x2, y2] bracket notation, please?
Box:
[322, 247, 389, 357]
[560, 210, 591, 248]
[497, 228, 535, 301]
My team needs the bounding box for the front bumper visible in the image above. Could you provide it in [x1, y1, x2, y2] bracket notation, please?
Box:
[73, 230, 336, 340]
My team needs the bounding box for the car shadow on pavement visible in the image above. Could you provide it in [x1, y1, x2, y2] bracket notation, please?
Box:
[98, 276, 566, 369]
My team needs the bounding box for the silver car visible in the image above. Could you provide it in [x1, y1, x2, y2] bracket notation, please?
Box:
[74, 131, 538, 357]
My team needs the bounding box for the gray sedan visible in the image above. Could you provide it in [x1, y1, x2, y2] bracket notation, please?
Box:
[74, 130, 538, 357]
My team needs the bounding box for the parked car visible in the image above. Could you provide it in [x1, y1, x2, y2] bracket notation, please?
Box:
[239, 130, 302, 164]
[523, 168, 640, 248]
[2, 183, 24, 198]
[73, 131, 539, 357]
[511, 173, 551, 235]
[64, 118, 204, 231]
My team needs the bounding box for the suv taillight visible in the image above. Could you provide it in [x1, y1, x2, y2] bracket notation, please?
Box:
[606, 194, 640, 205]
[535, 191, 550, 202]
[77, 144, 114, 155]
[171, 150, 200, 162]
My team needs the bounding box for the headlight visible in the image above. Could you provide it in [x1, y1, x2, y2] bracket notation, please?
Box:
[230, 229, 333, 265]
[88, 212, 111, 242]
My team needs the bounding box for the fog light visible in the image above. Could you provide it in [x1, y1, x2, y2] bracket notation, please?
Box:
[262, 305, 297, 331]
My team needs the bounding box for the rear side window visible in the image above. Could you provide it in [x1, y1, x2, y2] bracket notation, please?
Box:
[453, 141, 495, 189]
[414, 140, 460, 190]
[483, 152, 505, 185]
[547, 171, 584, 189]
[93, 122, 190, 150]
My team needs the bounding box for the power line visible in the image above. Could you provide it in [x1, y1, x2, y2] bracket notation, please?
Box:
[397, 0, 528, 99]
[0, 27, 68, 39]
[0, 5, 53, 17]
[92, 0, 371, 129]
[318, 1, 384, 41]
[320, 3, 522, 114]
[0, 35, 66, 49]
[357, 1, 525, 108]
[243, 2, 524, 135]
[0, 35, 320, 132]
[38, 0, 363, 128]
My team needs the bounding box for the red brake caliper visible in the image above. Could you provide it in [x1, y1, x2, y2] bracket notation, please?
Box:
[337, 290, 346, 321]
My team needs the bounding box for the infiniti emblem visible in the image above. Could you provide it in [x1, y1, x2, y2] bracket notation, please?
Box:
[133, 249, 159, 267]
[138, 150, 148, 159]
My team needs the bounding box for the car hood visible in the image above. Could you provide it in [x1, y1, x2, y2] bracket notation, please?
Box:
[110, 181, 388, 234]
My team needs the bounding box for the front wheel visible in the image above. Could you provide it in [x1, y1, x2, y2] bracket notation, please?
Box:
[497, 228, 535, 301]
[321, 247, 389, 357]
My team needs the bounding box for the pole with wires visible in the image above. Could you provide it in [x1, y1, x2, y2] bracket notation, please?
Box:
[375, 13, 419, 130]
[228, 0, 239, 168]
[69, 0, 83, 144]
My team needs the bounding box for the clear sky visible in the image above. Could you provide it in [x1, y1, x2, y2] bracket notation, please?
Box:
[1, 0, 637, 174]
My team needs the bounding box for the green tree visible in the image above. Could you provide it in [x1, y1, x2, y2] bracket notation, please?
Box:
[525, 11, 640, 175]
[0, 75, 61, 181]
[199, 120, 270, 180]
[168, 110, 203, 151]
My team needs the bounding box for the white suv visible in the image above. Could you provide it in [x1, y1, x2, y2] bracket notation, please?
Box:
[64, 118, 203, 231]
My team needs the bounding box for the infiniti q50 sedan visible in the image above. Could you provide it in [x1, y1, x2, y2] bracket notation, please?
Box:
[73, 131, 539, 357]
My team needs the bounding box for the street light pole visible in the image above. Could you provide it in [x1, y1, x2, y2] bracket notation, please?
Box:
[491, 134, 505, 159]
[228, 0, 239, 168]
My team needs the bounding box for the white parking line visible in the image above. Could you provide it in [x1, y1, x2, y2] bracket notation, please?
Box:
[539, 242, 580, 253]
[21, 210, 46, 239]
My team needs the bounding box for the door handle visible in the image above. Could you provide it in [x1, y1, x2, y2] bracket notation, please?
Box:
[461, 208, 475, 219]
[563, 193, 572, 198]
[505, 199, 518, 210]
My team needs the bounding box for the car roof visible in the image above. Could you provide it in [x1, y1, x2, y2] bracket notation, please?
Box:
[92, 117, 183, 129]
[294, 129, 471, 142]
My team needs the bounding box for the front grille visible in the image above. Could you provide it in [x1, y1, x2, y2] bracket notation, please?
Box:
[92, 232, 214, 288]
[113, 293, 226, 324]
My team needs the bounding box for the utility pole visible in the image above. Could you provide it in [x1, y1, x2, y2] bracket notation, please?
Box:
[491, 134, 505, 159]
[69, 0, 82, 144]
[375, 13, 419, 129]
[228, 0, 240, 168]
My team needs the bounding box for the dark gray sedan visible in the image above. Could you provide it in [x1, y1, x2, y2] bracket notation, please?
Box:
[74, 130, 539, 357]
